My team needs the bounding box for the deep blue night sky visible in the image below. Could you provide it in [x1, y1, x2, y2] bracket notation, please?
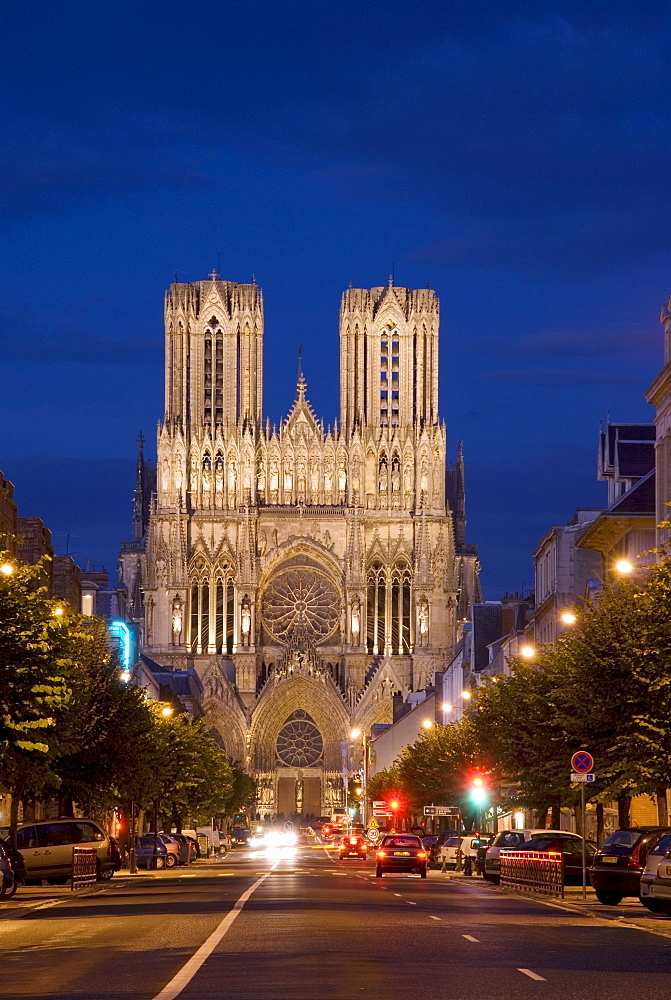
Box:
[2, 0, 670, 597]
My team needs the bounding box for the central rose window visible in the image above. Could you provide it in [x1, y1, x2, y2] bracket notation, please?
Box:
[276, 710, 323, 767]
[261, 567, 340, 645]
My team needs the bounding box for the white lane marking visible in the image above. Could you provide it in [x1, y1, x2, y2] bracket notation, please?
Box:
[462, 934, 479, 942]
[518, 969, 546, 981]
[407, 900, 417, 905]
[180, 875, 198, 878]
[394, 893, 402, 897]
[429, 915, 441, 921]
[150, 863, 278, 1000]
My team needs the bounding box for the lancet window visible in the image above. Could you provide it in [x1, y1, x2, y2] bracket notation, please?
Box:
[189, 562, 235, 654]
[204, 320, 224, 425]
[366, 561, 412, 655]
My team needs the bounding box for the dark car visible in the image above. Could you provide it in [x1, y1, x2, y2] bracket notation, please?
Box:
[134, 835, 168, 870]
[0, 840, 25, 898]
[502, 836, 596, 886]
[231, 827, 252, 847]
[590, 827, 671, 904]
[338, 833, 368, 860]
[375, 834, 427, 878]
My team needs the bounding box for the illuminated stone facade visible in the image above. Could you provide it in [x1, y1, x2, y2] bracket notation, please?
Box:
[123, 275, 479, 817]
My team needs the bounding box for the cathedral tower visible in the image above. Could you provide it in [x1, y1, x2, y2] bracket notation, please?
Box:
[126, 275, 479, 820]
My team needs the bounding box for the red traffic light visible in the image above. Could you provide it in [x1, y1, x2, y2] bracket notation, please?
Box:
[389, 799, 400, 811]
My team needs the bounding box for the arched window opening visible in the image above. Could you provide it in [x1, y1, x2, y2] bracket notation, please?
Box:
[391, 563, 412, 654]
[367, 562, 386, 654]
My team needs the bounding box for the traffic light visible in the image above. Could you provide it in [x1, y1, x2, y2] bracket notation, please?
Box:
[469, 774, 488, 806]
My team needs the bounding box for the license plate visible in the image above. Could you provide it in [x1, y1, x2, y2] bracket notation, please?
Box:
[602, 856, 619, 863]
[394, 851, 411, 856]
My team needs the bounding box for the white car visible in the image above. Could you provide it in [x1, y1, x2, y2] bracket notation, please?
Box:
[484, 829, 581, 883]
[639, 831, 671, 913]
[437, 834, 463, 869]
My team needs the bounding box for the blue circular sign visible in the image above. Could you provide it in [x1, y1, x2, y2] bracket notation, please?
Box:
[571, 751, 594, 773]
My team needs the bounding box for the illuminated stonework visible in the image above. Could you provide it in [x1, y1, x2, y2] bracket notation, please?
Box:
[276, 710, 323, 767]
[261, 568, 340, 646]
[125, 275, 482, 819]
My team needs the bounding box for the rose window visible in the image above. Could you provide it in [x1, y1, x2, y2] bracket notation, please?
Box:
[261, 568, 340, 645]
[276, 711, 323, 767]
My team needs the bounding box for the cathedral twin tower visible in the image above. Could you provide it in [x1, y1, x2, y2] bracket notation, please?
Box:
[122, 274, 478, 819]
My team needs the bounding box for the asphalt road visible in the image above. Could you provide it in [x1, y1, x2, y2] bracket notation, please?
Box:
[1, 844, 671, 999]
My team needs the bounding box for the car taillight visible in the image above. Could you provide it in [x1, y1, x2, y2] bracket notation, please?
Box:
[628, 843, 643, 868]
[417, 851, 427, 859]
[377, 850, 386, 858]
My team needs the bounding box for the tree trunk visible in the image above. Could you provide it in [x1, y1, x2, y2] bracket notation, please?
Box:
[534, 806, 549, 829]
[8, 788, 23, 848]
[656, 788, 669, 826]
[550, 796, 561, 829]
[617, 793, 631, 828]
[574, 803, 582, 836]
[595, 802, 604, 846]
[59, 793, 75, 818]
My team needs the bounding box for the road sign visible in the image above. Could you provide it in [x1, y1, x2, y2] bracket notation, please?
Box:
[373, 800, 386, 810]
[366, 828, 380, 842]
[571, 772, 595, 783]
[571, 751, 594, 773]
[424, 806, 437, 816]
[368, 815, 379, 828]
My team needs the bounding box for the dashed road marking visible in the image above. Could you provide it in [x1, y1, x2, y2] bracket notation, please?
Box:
[462, 934, 479, 942]
[429, 915, 441, 921]
[394, 893, 402, 897]
[407, 900, 417, 905]
[518, 969, 546, 981]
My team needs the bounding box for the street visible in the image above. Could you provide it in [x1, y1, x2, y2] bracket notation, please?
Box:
[1, 845, 671, 1000]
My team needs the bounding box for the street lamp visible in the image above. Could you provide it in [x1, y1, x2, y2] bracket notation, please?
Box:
[461, 689, 472, 700]
[520, 645, 535, 659]
[422, 719, 433, 730]
[161, 705, 173, 718]
[349, 728, 369, 826]
[615, 559, 634, 575]
[0, 562, 14, 576]
[560, 610, 577, 625]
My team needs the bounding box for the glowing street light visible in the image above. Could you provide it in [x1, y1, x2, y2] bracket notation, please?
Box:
[0, 562, 14, 576]
[520, 645, 535, 659]
[560, 610, 577, 625]
[615, 559, 634, 575]
[52, 606, 65, 617]
[461, 689, 472, 700]
[442, 702, 452, 712]
[422, 719, 433, 729]
[160, 705, 173, 718]
[349, 728, 362, 740]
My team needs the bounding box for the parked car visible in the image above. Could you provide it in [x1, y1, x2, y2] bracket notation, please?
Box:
[646, 844, 671, 915]
[637, 831, 671, 912]
[590, 827, 671, 905]
[376, 834, 427, 878]
[501, 836, 596, 886]
[438, 834, 464, 869]
[428, 830, 462, 867]
[0, 819, 114, 884]
[134, 835, 168, 870]
[0, 840, 23, 898]
[162, 832, 194, 865]
[338, 833, 368, 860]
[484, 829, 581, 884]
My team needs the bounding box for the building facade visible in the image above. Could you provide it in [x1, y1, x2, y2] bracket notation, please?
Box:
[122, 275, 479, 818]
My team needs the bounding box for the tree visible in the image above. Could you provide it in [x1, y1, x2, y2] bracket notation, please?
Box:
[0, 556, 73, 841]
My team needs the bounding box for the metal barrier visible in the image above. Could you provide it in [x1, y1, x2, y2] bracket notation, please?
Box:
[499, 850, 564, 898]
[72, 847, 98, 890]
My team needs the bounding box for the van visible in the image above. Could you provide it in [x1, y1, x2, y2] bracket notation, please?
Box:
[9, 819, 113, 884]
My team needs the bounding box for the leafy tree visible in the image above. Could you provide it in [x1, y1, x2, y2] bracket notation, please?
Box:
[0, 556, 73, 841]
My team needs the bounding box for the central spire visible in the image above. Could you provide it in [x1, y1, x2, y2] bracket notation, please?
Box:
[297, 342, 306, 399]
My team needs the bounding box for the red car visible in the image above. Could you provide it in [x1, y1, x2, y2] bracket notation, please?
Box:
[338, 834, 368, 859]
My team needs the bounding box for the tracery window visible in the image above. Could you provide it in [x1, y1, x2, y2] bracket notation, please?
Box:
[189, 563, 235, 654]
[366, 562, 386, 654]
[367, 561, 412, 654]
[261, 568, 340, 646]
[276, 710, 323, 768]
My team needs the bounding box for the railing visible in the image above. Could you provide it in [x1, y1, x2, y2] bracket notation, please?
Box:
[72, 847, 98, 890]
[499, 850, 564, 898]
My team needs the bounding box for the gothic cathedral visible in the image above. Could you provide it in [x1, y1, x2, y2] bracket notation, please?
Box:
[121, 275, 480, 818]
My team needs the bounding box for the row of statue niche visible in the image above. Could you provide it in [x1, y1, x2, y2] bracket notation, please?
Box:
[378, 455, 430, 494]
[187, 456, 357, 498]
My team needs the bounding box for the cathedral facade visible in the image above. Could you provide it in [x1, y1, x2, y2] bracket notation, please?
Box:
[121, 275, 479, 818]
